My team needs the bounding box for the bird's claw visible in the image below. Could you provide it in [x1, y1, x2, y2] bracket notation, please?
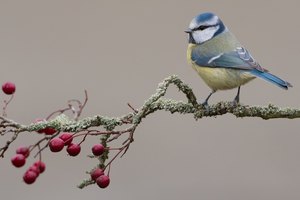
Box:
[200, 101, 210, 112]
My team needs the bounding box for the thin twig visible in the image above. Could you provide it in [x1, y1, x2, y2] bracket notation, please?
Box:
[2, 94, 14, 117]
[127, 103, 138, 113]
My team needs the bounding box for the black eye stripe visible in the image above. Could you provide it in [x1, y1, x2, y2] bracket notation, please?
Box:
[194, 25, 215, 31]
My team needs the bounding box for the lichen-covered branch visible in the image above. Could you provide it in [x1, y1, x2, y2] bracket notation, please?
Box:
[21, 75, 300, 133]
[0, 75, 298, 188]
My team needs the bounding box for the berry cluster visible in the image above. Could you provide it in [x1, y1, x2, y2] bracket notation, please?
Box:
[11, 146, 46, 184]
[49, 132, 81, 156]
[91, 168, 110, 188]
[11, 141, 110, 188]
[2, 83, 114, 189]
[23, 161, 46, 184]
[90, 144, 110, 188]
[50, 134, 110, 188]
[59, 139, 110, 188]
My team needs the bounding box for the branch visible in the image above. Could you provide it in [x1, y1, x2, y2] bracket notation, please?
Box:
[0, 75, 298, 188]
[22, 75, 300, 133]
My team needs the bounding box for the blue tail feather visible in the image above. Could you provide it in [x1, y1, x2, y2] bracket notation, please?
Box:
[250, 70, 292, 90]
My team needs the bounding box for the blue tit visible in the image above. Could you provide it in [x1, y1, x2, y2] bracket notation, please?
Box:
[186, 12, 292, 105]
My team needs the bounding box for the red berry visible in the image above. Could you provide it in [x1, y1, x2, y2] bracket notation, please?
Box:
[2, 82, 16, 95]
[44, 127, 57, 135]
[49, 138, 64, 152]
[28, 165, 40, 177]
[23, 170, 37, 184]
[59, 132, 73, 145]
[37, 129, 45, 134]
[34, 119, 46, 134]
[91, 168, 104, 181]
[34, 161, 46, 173]
[92, 144, 105, 156]
[11, 154, 26, 168]
[96, 175, 110, 188]
[67, 143, 81, 156]
[16, 146, 30, 158]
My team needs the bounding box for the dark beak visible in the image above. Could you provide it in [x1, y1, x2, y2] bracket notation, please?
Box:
[185, 29, 192, 33]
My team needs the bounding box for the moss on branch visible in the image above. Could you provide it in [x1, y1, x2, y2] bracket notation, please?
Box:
[20, 75, 298, 134]
[0, 75, 298, 189]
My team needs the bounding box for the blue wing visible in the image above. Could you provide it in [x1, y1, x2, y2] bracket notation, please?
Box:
[191, 46, 265, 71]
[191, 46, 292, 89]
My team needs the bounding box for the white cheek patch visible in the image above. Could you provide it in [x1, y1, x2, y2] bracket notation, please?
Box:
[192, 25, 219, 44]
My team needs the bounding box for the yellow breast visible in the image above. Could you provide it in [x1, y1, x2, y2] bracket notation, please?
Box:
[187, 44, 255, 91]
[192, 65, 255, 91]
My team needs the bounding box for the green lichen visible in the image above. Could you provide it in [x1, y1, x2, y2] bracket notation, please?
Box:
[9, 75, 298, 189]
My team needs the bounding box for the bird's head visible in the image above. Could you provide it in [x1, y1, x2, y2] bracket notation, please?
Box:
[185, 12, 227, 44]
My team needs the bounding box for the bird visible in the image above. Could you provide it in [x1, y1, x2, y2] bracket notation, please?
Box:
[185, 12, 292, 105]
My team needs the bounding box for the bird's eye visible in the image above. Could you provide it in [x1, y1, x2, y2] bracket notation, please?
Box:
[196, 25, 210, 31]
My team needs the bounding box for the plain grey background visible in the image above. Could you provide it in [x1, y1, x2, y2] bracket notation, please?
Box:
[0, 1, 299, 200]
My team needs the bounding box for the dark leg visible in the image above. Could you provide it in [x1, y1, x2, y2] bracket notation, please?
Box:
[202, 90, 215, 106]
[233, 86, 241, 105]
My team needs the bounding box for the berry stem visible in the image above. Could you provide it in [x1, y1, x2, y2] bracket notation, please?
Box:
[37, 144, 42, 161]
[2, 94, 14, 117]
[107, 163, 111, 176]
[104, 145, 126, 171]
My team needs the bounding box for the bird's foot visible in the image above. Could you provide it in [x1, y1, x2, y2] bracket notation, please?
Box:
[231, 86, 241, 107]
[230, 100, 239, 107]
[199, 101, 210, 112]
[231, 92, 240, 107]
